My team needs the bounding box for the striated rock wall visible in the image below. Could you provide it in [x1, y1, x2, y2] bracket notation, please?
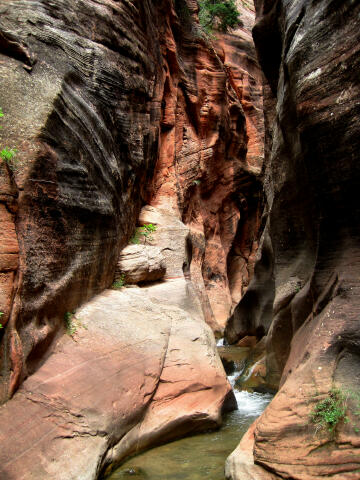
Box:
[148, 0, 264, 332]
[0, 0, 167, 402]
[0, 0, 264, 401]
[226, 0, 360, 478]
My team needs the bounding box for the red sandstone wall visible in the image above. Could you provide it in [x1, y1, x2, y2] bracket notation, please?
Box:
[148, 0, 264, 332]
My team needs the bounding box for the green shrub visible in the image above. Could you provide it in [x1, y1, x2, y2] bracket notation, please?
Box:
[0, 311, 3, 329]
[64, 311, 76, 336]
[198, 0, 240, 34]
[112, 274, 126, 289]
[130, 224, 157, 244]
[1, 147, 17, 163]
[310, 388, 348, 434]
[0, 107, 18, 170]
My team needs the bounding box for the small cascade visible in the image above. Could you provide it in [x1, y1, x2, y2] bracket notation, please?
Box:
[108, 339, 273, 480]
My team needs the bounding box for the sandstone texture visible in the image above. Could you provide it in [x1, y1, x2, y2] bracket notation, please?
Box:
[0, 0, 264, 401]
[0, 281, 235, 480]
[147, 0, 264, 332]
[116, 245, 166, 284]
[225, 422, 277, 480]
[0, 0, 165, 402]
[226, 0, 360, 478]
[139, 205, 190, 279]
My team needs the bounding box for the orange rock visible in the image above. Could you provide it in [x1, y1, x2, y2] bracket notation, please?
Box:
[147, 1, 264, 332]
[0, 284, 235, 478]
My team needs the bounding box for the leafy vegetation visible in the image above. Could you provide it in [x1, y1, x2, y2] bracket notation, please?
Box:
[1, 147, 17, 163]
[310, 388, 348, 435]
[0, 107, 18, 170]
[0, 311, 3, 329]
[131, 224, 157, 244]
[112, 274, 126, 289]
[64, 311, 77, 336]
[198, 0, 240, 34]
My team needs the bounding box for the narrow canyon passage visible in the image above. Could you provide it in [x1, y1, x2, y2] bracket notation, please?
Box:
[0, 0, 359, 479]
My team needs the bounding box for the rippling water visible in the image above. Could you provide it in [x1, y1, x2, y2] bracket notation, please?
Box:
[107, 343, 273, 480]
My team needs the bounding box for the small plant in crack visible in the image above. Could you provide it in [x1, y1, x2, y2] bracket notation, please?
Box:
[112, 274, 126, 289]
[310, 387, 348, 436]
[0, 107, 18, 171]
[130, 224, 157, 244]
[64, 311, 77, 336]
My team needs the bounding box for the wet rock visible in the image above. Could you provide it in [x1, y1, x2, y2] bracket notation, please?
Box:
[116, 245, 166, 285]
[236, 336, 257, 349]
[227, 0, 360, 478]
[218, 346, 250, 377]
[225, 423, 277, 480]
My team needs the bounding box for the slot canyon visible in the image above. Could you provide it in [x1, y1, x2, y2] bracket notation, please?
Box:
[0, 0, 359, 479]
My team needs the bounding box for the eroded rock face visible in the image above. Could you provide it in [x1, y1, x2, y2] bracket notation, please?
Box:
[0, 0, 264, 400]
[0, 282, 235, 480]
[226, 0, 360, 478]
[0, 0, 168, 402]
[147, 0, 264, 332]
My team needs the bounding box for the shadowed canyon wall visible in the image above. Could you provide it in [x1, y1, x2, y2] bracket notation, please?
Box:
[0, 0, 263, 403]
[226, 0, 360, 478]
[0, 0, 164, 402]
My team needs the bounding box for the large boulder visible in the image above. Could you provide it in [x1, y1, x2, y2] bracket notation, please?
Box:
[0, 281, 235, 480]
[139, 205, 189, 279]
[115, 245, 166, 284]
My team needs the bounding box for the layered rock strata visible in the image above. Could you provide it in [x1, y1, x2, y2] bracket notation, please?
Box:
[0, 0, 164, 402]
[0, 0, 264, 401]
[226, 0, 360, 478]
[148, 0, 264, 332]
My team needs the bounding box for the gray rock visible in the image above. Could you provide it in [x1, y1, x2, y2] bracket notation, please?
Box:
[138, 205, 189, 279]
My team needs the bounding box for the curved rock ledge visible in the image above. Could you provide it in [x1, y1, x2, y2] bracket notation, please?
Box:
[0, 279, 235, 480]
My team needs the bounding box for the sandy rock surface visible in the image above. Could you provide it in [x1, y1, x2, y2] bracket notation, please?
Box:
[226, 0, 360, 478]
[0, 280, 235, 480]
[116, 244, 166, 284]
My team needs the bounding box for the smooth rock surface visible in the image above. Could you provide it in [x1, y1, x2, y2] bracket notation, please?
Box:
[0, 0, 264, 398]
[226, 0, 360, 478]
[0, 281, 235, 480]
[116, 245, 166, 284]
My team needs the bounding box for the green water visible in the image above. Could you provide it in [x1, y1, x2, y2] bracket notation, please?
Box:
[108, 389, 273, 480]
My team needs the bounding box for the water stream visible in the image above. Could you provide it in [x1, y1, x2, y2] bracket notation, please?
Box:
[108, 342, 272, 480]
